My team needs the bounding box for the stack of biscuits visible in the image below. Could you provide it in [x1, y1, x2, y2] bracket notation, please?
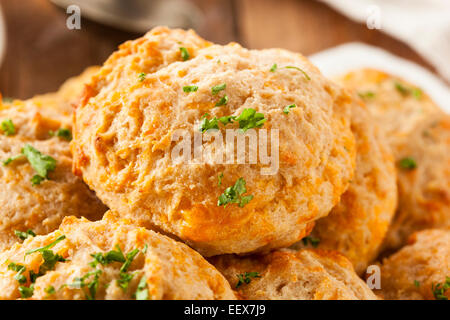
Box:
[0, 27, 448, 300]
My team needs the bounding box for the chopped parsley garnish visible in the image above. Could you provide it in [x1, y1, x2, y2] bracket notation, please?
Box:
[15, 229, 36, 241]
[90, 245, 126, 268]
[10, 237, 66, 297]
[199, 114, 219, 133]
[235, 108, 266, 132]
[218, 177, 254, 208]
[270, 64, 277, 72]
[183, 85, 198, 93]
[22, 144, 56, 183]
[180, 47, 190, 61]
[414, 280, 421, 288]
[120, 249, 139, 273]
[412, 88, 423, 100]
[394, 81, 409, 96]
[45, 285, 56, 295]
[38, 249, 66, 274]
[4, 144, 57, 186]
[284, 66, 311, 80]
[394, 81, 422, 100]
[236, 272, 261, 288]
[218, 115, 235, 125]
[200, 109, 266, 133]
[117, 272, 134, 292]
[138, 72, 147, 82]
[31, 175, 45, 186]
[398, 157, 417, 170]
[212, 83, 226, 95]
[358, 91, 376, 100]
[8, 263, 34, 297]
[49, 128, 72, 141]
[218, 173, 224, 186]
[283, 104, 296, 114]
[215, 95, 229, 107]
[68, 269, 103, 300]
[26, 235, 66, 256]
[8, 262, 27, 284]
[2, 154, 23, 166]
[19, 285, 34, 298]
[1, 119, 15, 136]
[8, 262, 26, 273]
[302, 236, 320, 248]
[142, 244, 148, 254]
[69, 245, 141, 298]
[432, 277, 449, 300]
[135, 276, 149, 300]
[116, 248, 139, 292]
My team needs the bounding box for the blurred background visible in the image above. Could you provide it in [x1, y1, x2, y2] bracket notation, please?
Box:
[0, 0, 448, 99]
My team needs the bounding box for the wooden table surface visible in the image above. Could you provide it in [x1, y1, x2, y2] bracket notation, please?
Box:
[0, 0, 437, 99]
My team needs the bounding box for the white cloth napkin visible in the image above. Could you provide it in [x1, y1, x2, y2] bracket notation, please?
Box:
[318, 0, 450, 82]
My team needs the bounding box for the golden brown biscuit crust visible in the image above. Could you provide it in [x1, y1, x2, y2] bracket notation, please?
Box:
[73, 27, 356, 256]
[0, 92, 106, 251]
[0, 212, 236, 300]
[378, 229, 450, 300]
[383, 113, 450, 250]
[211, 249, 378, 300]
[300, 98, 397, 274]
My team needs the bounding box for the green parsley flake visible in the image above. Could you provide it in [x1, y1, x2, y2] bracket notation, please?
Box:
[31, 175, 45, 186]
[394, 81, 422, 100]
[183, 85, 198, 93]
[19, 285, 34, 298]
[68, 269, 103, 300]
[49, 128, 72, 141]
[8, 262, 27, 284]
[2, 154, 23, 166]
[218, 172, 224, 186]
[283, 104, 296, 114]
[45, 285, 56, 295]
[117, 272, 134, 292]
[135, 276, 149, 300]
[215, 95, 229, 107]
[4, 144, 57, 186]
[270, 64, 277, 72]
[200, 109, 266, 133]
[414, 280, 420, 288]
[394, 81, 409, 96]
[398, 157, 417, 170]
[38, 250, 66, 274]
[90, 245, 126, 268]
[120, 249, 139, 273]
[142, 244, 148, 254]
[1, 119, 15, 136]
[236, 272, 261, 288]
[235, 108, 266, 132]
[199, 114, 219, 133]
[432, 277, 450, 300]
[138, 73, 147, 82]
[15, 229, 36, 241]
[412, 88, 423, 100]
[358, 91, 376, 100]
[284, 66, 311, 80]
[218, 177, 254, 208]
[212, 83, 226, 95]
[26, 235, 66, 256]
[302, 236, 320, 248]
[180, 47, 190, 61]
